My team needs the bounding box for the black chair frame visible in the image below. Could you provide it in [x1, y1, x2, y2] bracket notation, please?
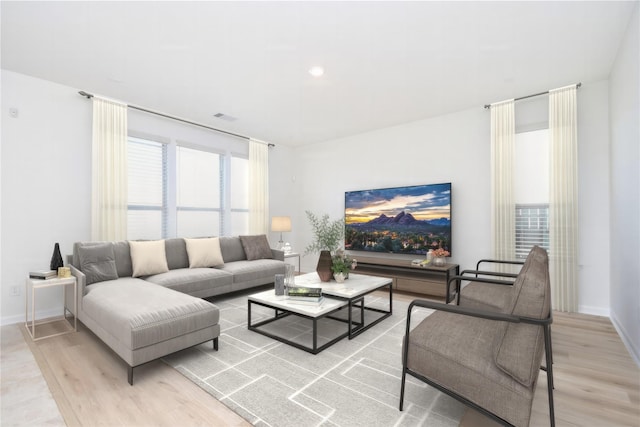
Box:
[476, 258, 525, 272]
[451, 272, 516, 305]
[399, 299, 555, 427]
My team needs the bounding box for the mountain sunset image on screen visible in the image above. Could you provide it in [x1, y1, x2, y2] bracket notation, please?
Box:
[344, 183, 451, 256]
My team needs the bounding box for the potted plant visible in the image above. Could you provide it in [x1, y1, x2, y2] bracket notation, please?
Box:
[432, 248, 450, 267]
[331, 250, 356, 283]
[304, 211, 345, 282]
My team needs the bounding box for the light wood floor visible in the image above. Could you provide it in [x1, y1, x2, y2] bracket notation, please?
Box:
[3, 294, 639, 427]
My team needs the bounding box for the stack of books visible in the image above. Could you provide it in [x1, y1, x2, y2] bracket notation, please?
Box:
[29, 270, 57, 280]
[286, 286, 323, 305]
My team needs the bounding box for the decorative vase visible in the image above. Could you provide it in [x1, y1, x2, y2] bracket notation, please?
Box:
[274, 274, 285, 296]
[50, 242, 64, 271]
[334, 272, 346, 283]
[316, 250, 333, 282]
[433, 257, 446, 267]
[284, 264, 295, 291]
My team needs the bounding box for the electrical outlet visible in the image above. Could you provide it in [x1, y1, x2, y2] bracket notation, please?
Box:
[10, 286, 21, 296]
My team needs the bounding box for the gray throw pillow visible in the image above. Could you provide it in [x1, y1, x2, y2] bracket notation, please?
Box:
[78, 243, 118, 285]
[239, 235, 273, 261]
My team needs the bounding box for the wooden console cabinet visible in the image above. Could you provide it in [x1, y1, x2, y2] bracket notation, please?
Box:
[352, 256, 459, 302]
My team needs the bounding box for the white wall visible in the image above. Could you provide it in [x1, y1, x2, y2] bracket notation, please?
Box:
[293, 107, 491, 274]
[577, 80, 612, 315]
[1, 70, 92, 324]
[0, 70, 294, 325]
[293, 80, 612, 316]
[267, 143, 297, 246]
[608, 3, 640, 365]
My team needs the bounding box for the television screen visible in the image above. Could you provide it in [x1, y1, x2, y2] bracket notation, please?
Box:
[345, 182, 451, 255]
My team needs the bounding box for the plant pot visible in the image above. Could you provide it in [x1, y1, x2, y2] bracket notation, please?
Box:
[334, 272, 346, 283]
[316, 250, 333, 282]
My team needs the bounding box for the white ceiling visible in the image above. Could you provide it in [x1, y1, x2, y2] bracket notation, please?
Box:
[1, 1, 635, 146]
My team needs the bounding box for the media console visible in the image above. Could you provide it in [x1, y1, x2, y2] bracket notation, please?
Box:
[352, 256, 459, 303]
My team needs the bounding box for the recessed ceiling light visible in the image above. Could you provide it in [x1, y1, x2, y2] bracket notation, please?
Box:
[309, 66, 324, 77]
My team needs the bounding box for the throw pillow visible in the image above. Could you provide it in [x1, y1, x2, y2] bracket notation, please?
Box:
[78, 243, 118, 285]
[129, 240, 169, 277]
[239, 235, 273, 261]
[184, 237, 224, 268]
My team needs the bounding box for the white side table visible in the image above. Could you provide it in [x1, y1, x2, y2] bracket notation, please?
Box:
[284, 252, 301, 273]
[25, 276, 77, 341]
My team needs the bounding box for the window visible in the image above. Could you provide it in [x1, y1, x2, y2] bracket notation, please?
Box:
[127, 137, 248, 239]
[230, 155, 249, 236]
[127, 137, 166, 240]
[514, 129, 549, 258]
[176, 146, 221, 237]
[515, 204, 549, 259]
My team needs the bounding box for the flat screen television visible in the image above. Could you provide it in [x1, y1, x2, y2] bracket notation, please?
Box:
[345, 182, 451, 256]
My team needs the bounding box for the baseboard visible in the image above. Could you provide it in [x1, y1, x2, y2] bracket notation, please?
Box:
[610, 312, 640, 368]
[1, 308, 64, 327]
[578, 305, 610, 317]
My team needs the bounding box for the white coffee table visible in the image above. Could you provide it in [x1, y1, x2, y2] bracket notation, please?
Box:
[294, 272, 393, 339]
[248, 289, 350, 354]
[247, 272, 393, 353]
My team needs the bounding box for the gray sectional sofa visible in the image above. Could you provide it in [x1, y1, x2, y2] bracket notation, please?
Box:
[68, 236, 286, 384]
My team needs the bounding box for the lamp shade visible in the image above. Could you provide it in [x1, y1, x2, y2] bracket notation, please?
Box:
[271, 216, 292, 232]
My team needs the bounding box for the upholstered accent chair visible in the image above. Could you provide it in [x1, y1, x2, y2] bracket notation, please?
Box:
[399, 246, 554, 427]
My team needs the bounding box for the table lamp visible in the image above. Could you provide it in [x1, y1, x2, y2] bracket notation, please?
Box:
[271, 216, 291, 250]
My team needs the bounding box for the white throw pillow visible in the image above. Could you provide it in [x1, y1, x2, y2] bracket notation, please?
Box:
[185, 237, 224, 268]
[129, 240, 169, 277]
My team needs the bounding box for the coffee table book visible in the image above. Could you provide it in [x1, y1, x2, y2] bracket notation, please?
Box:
[286, 296, 325, 305]
[29, 270, 57, 280]
[286, 286, 322, 298]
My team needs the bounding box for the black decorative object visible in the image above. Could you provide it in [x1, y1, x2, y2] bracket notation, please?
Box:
[50, 242, 64, 271]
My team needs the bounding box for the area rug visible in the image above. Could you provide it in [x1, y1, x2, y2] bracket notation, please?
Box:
[162, 289, 465, 427]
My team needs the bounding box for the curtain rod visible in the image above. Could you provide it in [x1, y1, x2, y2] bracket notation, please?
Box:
[483, 82, 582, 109]
[78, 91, 274, 147]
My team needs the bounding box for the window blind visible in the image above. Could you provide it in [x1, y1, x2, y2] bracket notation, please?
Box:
[515, 203, 549, 259]
[176, 146, 221, 237]
[127, 137, 167, 239]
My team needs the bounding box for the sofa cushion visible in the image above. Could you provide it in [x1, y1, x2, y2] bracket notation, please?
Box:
[165, 238, 189, 270]
[407, 311, 534, 427]
[185, 237, 224, 268]
[74, 241, 133, 278]
[144, 268, 233, 296]
[459, 281, 514, 313]
[219, 236, 246, 262]
[495, 246, 550, 387]
[220, 259, 284, 284]
[78, 243, 118, 285]
[82, 279, 219, 350]
[129, 240, 169, 277]
[239, 235, 273, 261]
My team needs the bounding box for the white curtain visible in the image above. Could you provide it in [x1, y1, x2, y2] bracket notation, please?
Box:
[248, 139, 269, 234]
[490, 100, 516, 262]
[549, 85, 578, 312]
[91, 98, 128, 241]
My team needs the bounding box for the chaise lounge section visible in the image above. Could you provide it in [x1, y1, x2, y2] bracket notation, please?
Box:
[68, 235, 285, 384]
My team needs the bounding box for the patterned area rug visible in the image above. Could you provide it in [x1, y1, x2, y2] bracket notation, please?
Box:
[162, 289, 465, 427]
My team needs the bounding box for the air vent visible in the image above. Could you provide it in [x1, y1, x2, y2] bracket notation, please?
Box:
[213, 113, 237, 122]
